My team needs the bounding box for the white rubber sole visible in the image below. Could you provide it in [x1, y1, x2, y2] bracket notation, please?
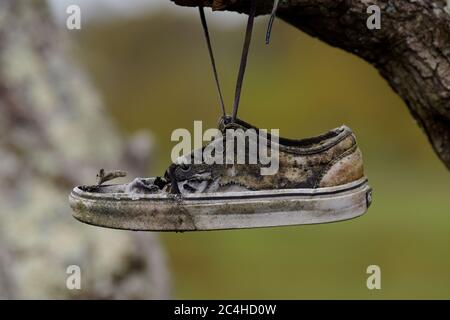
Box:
[69, 177, 372, 231]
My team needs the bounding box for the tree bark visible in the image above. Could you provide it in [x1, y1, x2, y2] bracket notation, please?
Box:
[172, 0, 450, 170]
[0, 1, 170, 298]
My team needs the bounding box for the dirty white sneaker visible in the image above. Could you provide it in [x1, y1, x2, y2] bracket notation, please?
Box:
[69, 117, 372, 231]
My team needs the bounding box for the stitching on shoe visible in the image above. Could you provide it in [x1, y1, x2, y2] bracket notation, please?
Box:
[218, 181, 259, 191]
[280, 129, 353, 155]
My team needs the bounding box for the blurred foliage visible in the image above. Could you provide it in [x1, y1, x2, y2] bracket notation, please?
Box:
[73, 10, 450, 299]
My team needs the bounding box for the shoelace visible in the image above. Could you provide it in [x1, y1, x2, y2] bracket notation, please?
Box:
[199, 0, 279, 123]
[266, 0, 280, 44]
[199, 6, 227, 118]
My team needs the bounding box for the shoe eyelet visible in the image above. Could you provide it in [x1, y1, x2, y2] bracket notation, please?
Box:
[180, 164, 191, 172]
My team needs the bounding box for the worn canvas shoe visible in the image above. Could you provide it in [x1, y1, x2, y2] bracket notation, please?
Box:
[69, 117, 372, 231]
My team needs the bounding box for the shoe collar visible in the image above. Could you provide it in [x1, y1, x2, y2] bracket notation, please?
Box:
[218, 116, 353, 152]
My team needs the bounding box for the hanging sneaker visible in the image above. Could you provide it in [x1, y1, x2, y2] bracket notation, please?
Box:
[70, 1, 373, 231]
[69, 117, 372, 231]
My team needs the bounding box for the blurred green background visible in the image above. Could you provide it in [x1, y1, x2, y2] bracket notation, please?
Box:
[72, 8, 450, 299]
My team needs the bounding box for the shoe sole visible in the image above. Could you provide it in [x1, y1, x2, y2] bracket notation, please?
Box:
[69, 177, 372, 231]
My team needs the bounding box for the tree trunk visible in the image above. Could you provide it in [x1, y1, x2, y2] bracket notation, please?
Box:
[0, 1, 170, 298]
[173, 0, 450, 170]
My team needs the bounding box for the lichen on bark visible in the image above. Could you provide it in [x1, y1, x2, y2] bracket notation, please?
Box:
[0, 0, 170, 299]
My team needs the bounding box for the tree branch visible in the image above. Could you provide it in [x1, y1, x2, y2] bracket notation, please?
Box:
[172, 0, 450, 169]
